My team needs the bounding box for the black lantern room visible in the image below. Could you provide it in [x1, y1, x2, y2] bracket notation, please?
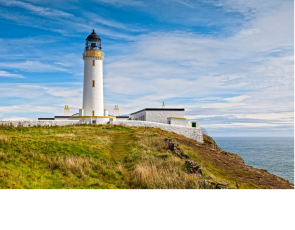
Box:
[85, 30, 101, 51]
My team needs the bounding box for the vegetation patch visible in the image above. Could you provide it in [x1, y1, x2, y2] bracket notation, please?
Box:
[0, 124, 293, 189]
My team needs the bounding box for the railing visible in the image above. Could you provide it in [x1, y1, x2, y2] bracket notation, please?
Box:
[82, 50, 105, 58]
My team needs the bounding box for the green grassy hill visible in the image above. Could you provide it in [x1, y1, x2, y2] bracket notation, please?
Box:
[0, 124, 293, 189]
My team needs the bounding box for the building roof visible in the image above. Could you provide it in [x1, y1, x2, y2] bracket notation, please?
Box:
[167, 117, 186, 120]
[130, 108, 185, 115]
[38, 118, 54, 120]
[87, 30, 101, 41]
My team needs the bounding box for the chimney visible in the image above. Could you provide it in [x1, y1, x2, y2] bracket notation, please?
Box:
[64, 105, 70, 116]
[113, 105, 119, 117]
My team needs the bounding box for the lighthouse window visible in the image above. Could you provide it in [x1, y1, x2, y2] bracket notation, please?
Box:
[92, 111, 95, 116]
[92, 80, 95, 87]
[92, 60, 95, 66]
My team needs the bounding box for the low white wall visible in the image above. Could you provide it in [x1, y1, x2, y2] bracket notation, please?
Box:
[0, 120, 79, 127]
[110, 120, 203, 143]
[70, 117, 110, 124]
[116, 117, 129, 121]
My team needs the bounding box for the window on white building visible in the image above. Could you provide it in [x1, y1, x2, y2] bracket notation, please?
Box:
[93, 60, 95, 66]
[92, 80, 95, 87]
[92, 111, 95, 116]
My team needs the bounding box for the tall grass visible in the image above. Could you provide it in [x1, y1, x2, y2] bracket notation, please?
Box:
[129, 157, 199, 189]
[125, 130, 201, 189]
[1, 124, 266, 189]
[46, 155, 123, 180]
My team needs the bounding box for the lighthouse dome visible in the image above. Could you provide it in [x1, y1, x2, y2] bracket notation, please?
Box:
[87, 30, 101, 41]
[85, 30, 101, 50]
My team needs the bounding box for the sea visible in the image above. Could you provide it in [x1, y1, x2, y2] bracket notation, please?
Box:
[213, 137, 294, 184]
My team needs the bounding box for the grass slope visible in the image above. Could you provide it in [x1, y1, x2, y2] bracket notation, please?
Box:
[0, 124, 293, 189]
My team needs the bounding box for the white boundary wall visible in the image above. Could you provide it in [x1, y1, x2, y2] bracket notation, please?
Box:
[0, 120, 79, 127]
[110, 120, 203, 143]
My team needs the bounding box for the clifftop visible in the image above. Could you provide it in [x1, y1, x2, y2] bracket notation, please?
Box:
[0, 124, 293, 189]
[203, 135, 245, 164]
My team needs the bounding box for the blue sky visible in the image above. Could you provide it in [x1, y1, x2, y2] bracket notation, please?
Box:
[0, 0, 293, 137]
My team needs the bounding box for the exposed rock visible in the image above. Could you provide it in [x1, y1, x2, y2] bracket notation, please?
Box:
[203, 135, 245, 164]
[185, 160, 203, 177]
[165, 138, 190, 159]
[203, 135, 222, 151]
[198, 180, 216, 189]
[215, 182, 230, 189]
[166, 137, 234, 189]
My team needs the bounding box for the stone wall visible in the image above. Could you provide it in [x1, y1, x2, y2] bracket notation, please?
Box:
[0, 120, 79, 127]
[0, 120, 203, 143]
[110, 120, 203, 143]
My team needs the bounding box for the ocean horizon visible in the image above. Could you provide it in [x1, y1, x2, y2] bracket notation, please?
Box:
[213, 137, 294, 183]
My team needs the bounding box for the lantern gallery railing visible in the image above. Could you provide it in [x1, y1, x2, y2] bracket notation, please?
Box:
[82, 50, 105, 58]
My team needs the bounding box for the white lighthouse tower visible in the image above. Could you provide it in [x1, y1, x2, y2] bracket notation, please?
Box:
[83, 30, 104, 117]
[70, 30, 115, 124]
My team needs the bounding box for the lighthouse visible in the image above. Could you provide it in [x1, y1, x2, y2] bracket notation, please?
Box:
[82, 30, 104, 116]
[69, 30, 116, 124]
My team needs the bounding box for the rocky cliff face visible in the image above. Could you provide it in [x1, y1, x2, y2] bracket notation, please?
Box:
[203, 135, 245, 164]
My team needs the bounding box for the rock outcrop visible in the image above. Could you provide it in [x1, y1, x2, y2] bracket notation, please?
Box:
[165, 137, 231, 189]
[197, 180, 230, 189]
[165, 138, 190, 159]
[185, 160, 203, 177]
[203, 135, 245, 164]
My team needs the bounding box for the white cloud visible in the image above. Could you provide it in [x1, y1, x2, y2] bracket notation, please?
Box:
[0, 61, 67, 72]
[223, 95, 250, 103]
[0, 70, 25, 78]
[100, 1, 293, 135]
[0, 117, 37, 121]
[0, 0, 73, 18]
[0, 83, 83, 119]
[205, 0, 292, 15]
[0, 0, 140, 40]
[93, 0, 144, 7]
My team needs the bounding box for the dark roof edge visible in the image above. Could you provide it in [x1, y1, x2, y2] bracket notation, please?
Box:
[38, 118, 54, 120]
[130, 108, 185, 115]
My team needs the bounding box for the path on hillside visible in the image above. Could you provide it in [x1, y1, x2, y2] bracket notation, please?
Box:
[110, 130, 136, 161]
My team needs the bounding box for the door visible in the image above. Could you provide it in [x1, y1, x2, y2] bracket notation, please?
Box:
[192, 122, 196, 127]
